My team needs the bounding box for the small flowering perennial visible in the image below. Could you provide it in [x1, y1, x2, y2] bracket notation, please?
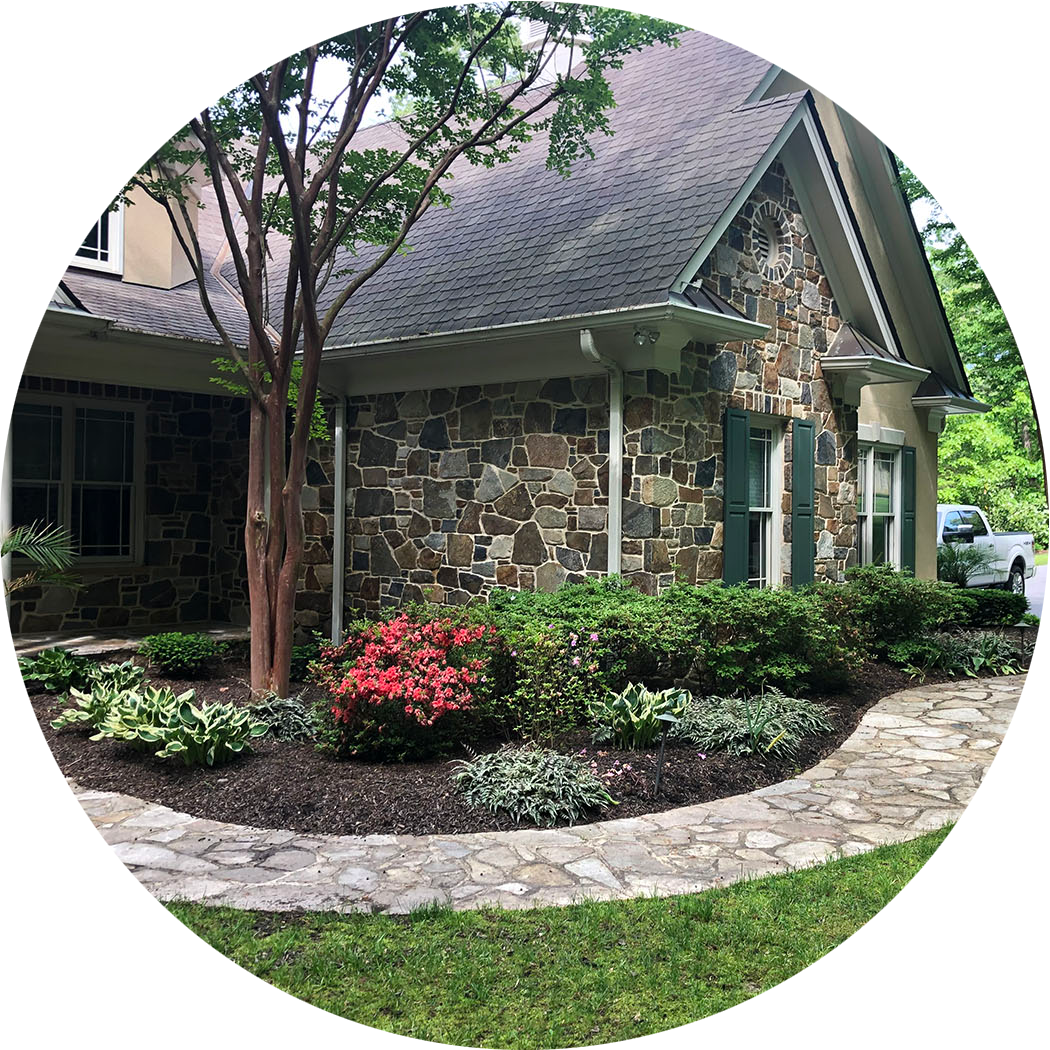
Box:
[314, 615, 498, 759]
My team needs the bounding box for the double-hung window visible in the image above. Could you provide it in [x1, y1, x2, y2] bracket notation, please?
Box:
[747, 426, 775, 587]
[42, 83, 121, 270]
[11, 396, 142, 562]
[856, 444, 899, 567]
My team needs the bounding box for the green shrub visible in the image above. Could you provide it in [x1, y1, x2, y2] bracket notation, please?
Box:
[18, 648, 95, 693]
[247, 695, 317, 742]
[452, 745, 615, 827]
[963, 588, 1029, 627]
[90, 686, 268, 766]
[836, 565, 975, 654]
[588, 683, 690, 749]
[1020, 612, 1040, 628]
[887, 634, 970, 678]
[139, 633, 225, 677]
[672, 687, 833, 759]
[959, 631, 1024, 676]
[664, 583, 860, 692]
[290, 641, 322, 682]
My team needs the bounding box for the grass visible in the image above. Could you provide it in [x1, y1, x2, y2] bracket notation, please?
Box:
[1035, 550, 1047, 567]
[4, 705, 1045, 1050]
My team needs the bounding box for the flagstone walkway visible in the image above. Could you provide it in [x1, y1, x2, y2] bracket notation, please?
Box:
[73, 675, 1023, 914]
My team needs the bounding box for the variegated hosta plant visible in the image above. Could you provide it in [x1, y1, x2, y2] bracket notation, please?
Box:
[52, 684, 268, 768]
[587, 683, 690, 749]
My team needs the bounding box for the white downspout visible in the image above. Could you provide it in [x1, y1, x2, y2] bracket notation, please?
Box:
[580, 329, 622, 576]
[330, 397, 347, 643]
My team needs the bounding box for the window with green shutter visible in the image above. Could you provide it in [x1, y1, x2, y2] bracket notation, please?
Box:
[901, 446, 917, 574]
[723, 408, 750, 585]
[791, 418, 815, 587]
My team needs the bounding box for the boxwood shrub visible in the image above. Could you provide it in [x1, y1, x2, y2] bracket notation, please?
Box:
[962, 588, 1029, 627]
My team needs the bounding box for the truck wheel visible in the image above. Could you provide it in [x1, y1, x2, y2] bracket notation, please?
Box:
[1007, 562, 1025, 596]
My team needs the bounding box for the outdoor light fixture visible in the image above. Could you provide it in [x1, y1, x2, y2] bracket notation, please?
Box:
[633, 327, 660, 346]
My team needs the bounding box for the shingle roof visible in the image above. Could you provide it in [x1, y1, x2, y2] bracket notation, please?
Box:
[62, 265, 251, 346]
[320, 32, 802, 347]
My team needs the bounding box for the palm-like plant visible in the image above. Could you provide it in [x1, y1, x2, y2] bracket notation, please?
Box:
[937, 541, 997, 587]
[3, 521, 78, 596]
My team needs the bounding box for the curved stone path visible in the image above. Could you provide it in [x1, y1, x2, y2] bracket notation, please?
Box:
[73, 675, 1023, 914]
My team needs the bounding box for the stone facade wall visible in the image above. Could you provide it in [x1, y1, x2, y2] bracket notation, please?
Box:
[635, 158, 859, 588]
[337, 378, 612, 615]
[10, 377, 250, 635]
[291, 157, 860, 618]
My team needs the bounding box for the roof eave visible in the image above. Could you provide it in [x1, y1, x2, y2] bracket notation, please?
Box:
[819, 355, 930, 406]
[324, 301, 769, 360]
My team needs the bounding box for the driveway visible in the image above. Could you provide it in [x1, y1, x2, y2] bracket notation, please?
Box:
[1027, 563, 1046, 620]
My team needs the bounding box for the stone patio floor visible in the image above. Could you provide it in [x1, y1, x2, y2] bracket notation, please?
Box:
[73, 674, 1023, 914]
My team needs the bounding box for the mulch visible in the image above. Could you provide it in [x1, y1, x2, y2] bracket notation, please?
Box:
[30, 658, 949, 837]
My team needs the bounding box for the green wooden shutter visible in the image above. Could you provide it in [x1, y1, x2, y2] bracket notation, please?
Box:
[901, 445, 917, 575]
[723, 407, 750, 584]
[791, 418, 816, 588]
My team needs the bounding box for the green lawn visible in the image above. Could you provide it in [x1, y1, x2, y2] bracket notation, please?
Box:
[2, 705, 1050, 1050]
[1036, 550, 1048, 567]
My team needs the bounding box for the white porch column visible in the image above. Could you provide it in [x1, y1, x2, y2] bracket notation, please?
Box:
[0, 365, 22, 651]
[330, 397, 347, 643]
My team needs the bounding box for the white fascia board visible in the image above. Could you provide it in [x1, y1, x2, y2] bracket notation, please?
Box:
[797, 107, 901, 357]
[821, 355, 929, 405]
[821, 355, 928, 382]
[323, 301, 769, 360]
[743, 1, 831, 105]
[670, 101, 807, 294]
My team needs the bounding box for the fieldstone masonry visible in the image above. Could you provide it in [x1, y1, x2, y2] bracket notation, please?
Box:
[308, 156, 860, 615]
[74, 675, 1023, 914]
[14, 156, 862, 636]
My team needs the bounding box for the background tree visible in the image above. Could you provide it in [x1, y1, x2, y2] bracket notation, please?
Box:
[865, 0, 1045, 508]
[125, 4, 682, 697]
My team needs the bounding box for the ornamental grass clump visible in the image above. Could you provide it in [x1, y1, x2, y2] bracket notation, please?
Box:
[673, 687, 833, 759]
[453, 744, 616, 827]
[313, 613, 499, 760]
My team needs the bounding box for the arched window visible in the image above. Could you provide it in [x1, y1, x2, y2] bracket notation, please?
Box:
[43, 82, 120, 270]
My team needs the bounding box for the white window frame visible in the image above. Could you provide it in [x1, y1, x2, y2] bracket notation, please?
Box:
[747, 414, 785, 589]
[72, 203, 124, 275]
[12, 392, 145, 566]
[857, 441, 902, 569]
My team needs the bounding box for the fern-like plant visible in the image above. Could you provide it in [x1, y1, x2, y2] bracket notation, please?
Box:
[3, 521, 77, 595]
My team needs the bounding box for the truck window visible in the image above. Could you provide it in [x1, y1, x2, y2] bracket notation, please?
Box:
[961, 509, 988, 536]
[942, 511, 965, 542]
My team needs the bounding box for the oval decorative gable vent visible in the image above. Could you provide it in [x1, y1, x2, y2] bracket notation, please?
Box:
[751, 201, 790, 282]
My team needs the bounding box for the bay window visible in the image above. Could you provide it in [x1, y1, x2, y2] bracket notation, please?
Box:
[11, 396, 142, 562]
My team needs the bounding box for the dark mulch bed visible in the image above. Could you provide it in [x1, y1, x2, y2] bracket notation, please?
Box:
[29, 657, 954, 837]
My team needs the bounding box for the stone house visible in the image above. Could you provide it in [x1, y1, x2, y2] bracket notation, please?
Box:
[6, 30, 983, 640]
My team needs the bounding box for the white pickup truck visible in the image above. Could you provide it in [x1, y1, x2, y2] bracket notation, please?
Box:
[936, 503, 1036, 594]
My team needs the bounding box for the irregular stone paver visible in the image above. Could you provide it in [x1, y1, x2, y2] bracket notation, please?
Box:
[72, 675, 1024, 914]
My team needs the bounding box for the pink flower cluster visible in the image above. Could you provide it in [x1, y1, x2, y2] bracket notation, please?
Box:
[319, 616, 496, 729]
